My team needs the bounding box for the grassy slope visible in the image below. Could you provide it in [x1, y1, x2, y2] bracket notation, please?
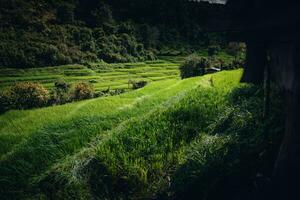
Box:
[32, 70, 244, 199]
[0, 77, 205, 156]
[1, 69, 280, 200]
[33, 69, 282, 200]
[1, 70, 247, 199]
[0, 73, 211, 198]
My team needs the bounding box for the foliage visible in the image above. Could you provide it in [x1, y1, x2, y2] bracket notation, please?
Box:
[72, 82, 95, 100]
[109, 88, 126, 96]
[179, 54, 209, 79]
[5, 82, 50, 109]
[0, 0, 228, 67]
[50, 80, 71, 105]
[129, 80, 148, 89]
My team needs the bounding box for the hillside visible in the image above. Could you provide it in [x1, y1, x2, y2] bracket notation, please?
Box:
[0, 70, 284, 199]
[0, 58, 184, 92]
[0, 0, 226, 67]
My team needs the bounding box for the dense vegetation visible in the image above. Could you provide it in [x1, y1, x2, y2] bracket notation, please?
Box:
[0, 0, 226, 67]
[0, 70, 284, 199]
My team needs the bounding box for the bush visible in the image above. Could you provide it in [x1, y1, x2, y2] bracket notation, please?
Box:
[50, 80, 71, 104]
[73, 82, 94, 100]
[179, 55, 209, 79]
[7, 82, 49, 109]
[109, 88, 125, 96]
[94, 91, 107, 98]
[128, 80, 148, 89]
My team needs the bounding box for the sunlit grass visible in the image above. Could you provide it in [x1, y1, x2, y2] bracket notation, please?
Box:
[0, 70, 246, 199]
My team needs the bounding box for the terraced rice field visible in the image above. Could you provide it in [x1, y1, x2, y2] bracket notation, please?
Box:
[0, 57, 182, 92]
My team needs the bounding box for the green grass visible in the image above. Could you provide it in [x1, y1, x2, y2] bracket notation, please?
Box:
[0, 69, 255, 199]
[0, 78, 203, 157]
[0, 69, 283, 199]
[35, 70, 282, 200]
[0, 53, 235, 92]
[2, 53, 262, 200]
[42, 70, 243, 199]
[0, 59, 182, 92]
[0, 71, 215, 199]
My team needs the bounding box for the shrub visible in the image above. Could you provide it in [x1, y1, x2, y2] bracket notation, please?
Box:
[128, 80, 148, 89]
[109, 88, 125, 96]
[179, 54, 209, 79]
[89, 79, 98, 83]
[50, 80, 71, 104]
[73, 82, 94, 100]
[94, 91, 107, 98]
[8, 82, 49, 109]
